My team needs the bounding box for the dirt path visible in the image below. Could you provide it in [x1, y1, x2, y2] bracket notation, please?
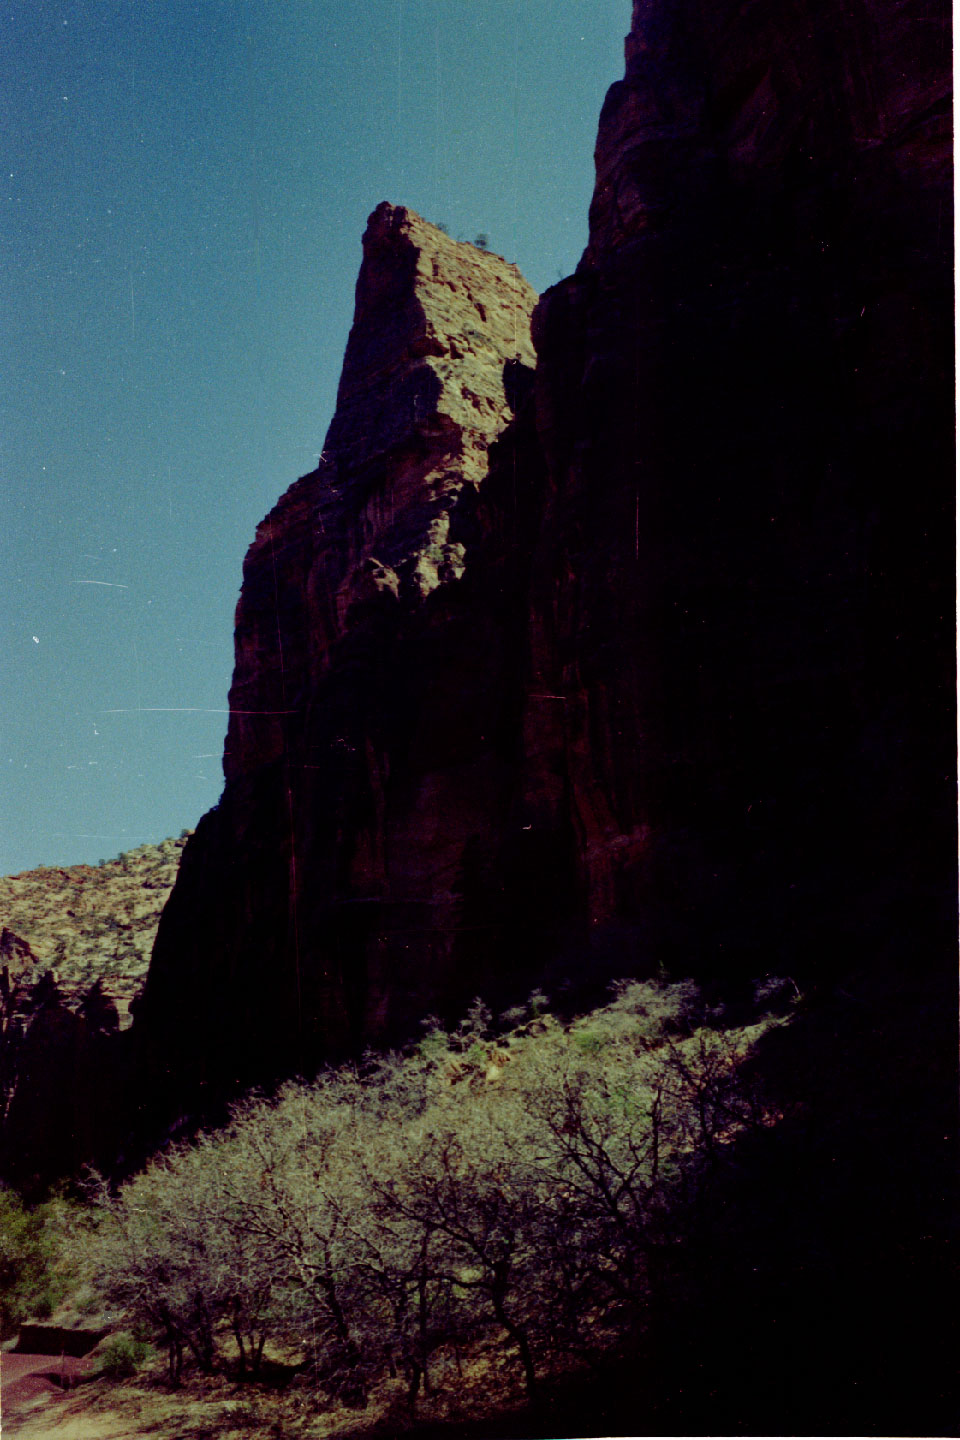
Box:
[0, 1365, 301, 1440]
[0, 1353, 94, 1435]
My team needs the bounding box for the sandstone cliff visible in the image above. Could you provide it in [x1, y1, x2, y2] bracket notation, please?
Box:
[141, 208, 545, 1095]
[141, 1, 952, 1107]
[516, 4, 954, 1428]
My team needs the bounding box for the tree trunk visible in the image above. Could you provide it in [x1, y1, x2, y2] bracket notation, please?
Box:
[491, 1271, 537, 1396]
[418, 1268, 432, 1395]
[233, 1322, 247, 1379]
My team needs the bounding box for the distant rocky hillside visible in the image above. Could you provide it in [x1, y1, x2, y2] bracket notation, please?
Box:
[0, 836, 191, 1190]
[0, 836, 190, 1028]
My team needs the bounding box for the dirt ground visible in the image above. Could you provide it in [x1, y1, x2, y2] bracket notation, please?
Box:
[0, 1346, 562, 1439]
[0, 1353, 97, 1437]
[0, 1364, 359, 1440]
[1, 1370, 254, 1440]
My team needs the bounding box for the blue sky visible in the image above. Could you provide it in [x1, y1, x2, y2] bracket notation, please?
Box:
[2, 0, 628, 875]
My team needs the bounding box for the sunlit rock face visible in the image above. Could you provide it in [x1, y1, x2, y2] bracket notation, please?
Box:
[142, 0, 952, 1108]
[225, 205, 538, 781]
[141, 208, 544, 1095]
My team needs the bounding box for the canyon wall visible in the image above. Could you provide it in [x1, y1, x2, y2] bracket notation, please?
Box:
[140, 1, 953, 1107]
[524, 0, 953, 977]
[140, 206, 549, 1097]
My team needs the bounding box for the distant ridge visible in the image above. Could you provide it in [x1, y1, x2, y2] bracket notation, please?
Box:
[0, 835, 190, 1027]
[0, 835, 190, 1190]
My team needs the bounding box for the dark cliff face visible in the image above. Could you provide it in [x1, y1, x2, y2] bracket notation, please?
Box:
[517, 7, 955, 1429]
[524, 0, 953, 979]
[140, 2, 953, 1107]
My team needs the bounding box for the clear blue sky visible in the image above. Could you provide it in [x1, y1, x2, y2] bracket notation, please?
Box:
[2, 0, 629, 875]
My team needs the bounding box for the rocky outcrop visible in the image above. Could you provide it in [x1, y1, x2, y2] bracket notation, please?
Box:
[140, 209, 544, 1096]
[16, 1324, 108, 1358]
[224, 204, 537, 780]
[141, 1, 952, 1112]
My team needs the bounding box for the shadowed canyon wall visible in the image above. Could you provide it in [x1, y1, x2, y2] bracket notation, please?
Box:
[138, 0, 953, 1115]
[524, 0, 953, 978]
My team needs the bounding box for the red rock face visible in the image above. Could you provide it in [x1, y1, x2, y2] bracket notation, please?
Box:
[141, 1, 953, 1103]
[226, 204, 537, 782]
[141, 209, 546, 1091]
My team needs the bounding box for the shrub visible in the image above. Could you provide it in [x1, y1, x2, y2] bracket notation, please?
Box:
[416, 1016, 450, 1064]
[0, 1189, 73, 1340]
[527, 989, 550, 1018]
[98, 1330, 151, 1377]
[83, 982, 785, 1399]
[499, 1004, 527, 1029]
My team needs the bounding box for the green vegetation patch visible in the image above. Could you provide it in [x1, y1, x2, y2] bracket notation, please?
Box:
[79, 977, 795, 1415]
[0, 1187, 75, 1339]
